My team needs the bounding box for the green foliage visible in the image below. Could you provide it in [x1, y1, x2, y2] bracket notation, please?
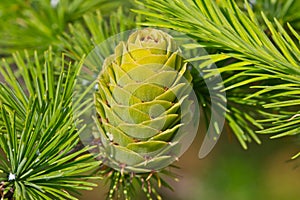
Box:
[134, 0, 300, 153]
[100, 167, 178, 200]
[59, 8, 139, 64]
[1, 0, 300, 199]
[0, 49, 100, 199]
[248, 0, 300, 30]
[0, 0, 132, 55]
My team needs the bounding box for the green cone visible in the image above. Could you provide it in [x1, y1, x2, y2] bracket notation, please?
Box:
[94, 28, 193, 173]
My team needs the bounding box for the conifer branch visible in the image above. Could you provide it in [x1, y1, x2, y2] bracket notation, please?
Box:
[134, 0, 300, 154]
[0, 49, 101, 199]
